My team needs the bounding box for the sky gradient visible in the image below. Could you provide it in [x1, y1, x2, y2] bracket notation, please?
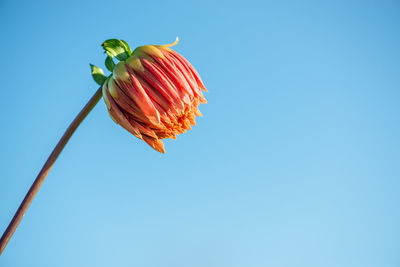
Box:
[0, 0, 400, 266]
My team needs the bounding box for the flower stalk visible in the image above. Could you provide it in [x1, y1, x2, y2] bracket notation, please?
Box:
[0, 87, 102, 256]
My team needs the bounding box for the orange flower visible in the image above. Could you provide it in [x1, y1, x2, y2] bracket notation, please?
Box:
[99, 38, 207, 153]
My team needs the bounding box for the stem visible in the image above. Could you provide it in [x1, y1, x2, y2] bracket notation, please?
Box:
[0, 87, 103, 256]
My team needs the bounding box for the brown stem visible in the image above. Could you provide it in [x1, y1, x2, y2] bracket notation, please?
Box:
[0, 87, 103, 256]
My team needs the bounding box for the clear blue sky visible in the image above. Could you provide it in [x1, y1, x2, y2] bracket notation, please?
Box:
[0, 0, 399, 266]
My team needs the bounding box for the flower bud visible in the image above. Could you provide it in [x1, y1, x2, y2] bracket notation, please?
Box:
[98, 38, 207, 153]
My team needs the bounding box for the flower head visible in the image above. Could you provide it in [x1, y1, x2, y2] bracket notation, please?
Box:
[91, 38, 207, 153]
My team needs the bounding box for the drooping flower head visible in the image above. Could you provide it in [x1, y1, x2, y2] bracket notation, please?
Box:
[91, 38, 207, 153]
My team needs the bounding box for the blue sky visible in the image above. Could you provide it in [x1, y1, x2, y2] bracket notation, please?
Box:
[0, 0, 400, 266]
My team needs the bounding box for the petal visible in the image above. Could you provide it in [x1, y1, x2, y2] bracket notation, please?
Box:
[137, 45, 165, 59]
[157, 37, 179, 48]
[104, 89, 142, 139]
[113, 61, 130, 82]
[164, 51, 203, 97]
[108, 79, 152, 124]
[102, 83, 111, 110]
[152, 55, 194, 102]
[142, 135, 166, 153]
[115, 67, 161, 126]
[127, 118, 158, 139]
[140, 59, 186, 110]
[169, 50, 207, 91]
[126, 55, 145, 72]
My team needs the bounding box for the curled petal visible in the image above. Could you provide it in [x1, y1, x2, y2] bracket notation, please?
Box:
[157, 37, 179, 48]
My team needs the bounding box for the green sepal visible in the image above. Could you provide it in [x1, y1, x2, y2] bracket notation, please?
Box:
[105, 56, 115, 72]
[102, 39, 132, 61]
[120, 40, 132, 54]
[90, 64, 107, 85]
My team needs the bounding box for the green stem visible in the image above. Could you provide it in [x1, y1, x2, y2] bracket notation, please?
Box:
[0, 87, 103, 256]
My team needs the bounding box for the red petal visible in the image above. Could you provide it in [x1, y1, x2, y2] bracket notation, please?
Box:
[140, 59, 186, 110]
[105, 90, 142, 139]
[109, 80, 151, 125]
[116, 68, 161, 126]
[169, 50, 207, 91]
[152, 56, 194, 104]
[164, 51, 203, 98]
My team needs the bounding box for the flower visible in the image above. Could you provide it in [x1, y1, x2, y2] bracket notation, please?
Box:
[98, 38, 207, 153]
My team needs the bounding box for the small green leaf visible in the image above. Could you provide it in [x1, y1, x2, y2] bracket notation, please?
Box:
[90, 64, 107, 85]
[105, 56, 115, 72]
[120, 40, 132, 54]
[102, 39, 132, 61]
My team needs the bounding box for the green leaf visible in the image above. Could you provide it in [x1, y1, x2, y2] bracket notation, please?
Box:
[120, 40, 132, 54]
[90, 64, 107, 85]
[102, 39, 132, 61]
[105, 56, 115, 72]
